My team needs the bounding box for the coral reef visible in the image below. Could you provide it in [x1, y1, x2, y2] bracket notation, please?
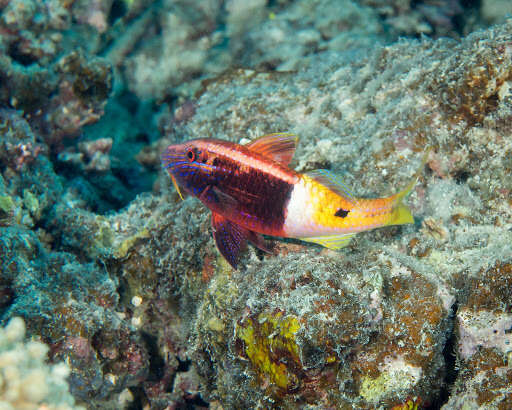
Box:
[0, 109, 150, 407]
[229, 0, 386, 71]
[158, 17, 512, 408]
[0, 317, 82, 409]
[0, 0, 512, 407]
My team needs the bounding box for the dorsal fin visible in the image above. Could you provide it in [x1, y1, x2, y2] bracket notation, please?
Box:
[306, 169, 355, 204]
[245, 133, 298, 165]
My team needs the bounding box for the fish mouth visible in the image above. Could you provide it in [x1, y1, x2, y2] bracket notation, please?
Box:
[162, 145, 183, 170]
[162, 145, 186, 200]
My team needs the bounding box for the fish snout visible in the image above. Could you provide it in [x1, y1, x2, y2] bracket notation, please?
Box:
[162, 144, 186, 171]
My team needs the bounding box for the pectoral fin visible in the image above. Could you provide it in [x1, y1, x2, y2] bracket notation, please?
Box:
[200, 186, 238, 214]
[298, 233, 356, 250]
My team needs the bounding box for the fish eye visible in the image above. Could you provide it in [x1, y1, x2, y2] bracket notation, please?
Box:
[186, 148, 196, 161]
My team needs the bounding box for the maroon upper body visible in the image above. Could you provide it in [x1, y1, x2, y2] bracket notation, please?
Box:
[162, 134, 301, 268]
[163, 138, 298, 236]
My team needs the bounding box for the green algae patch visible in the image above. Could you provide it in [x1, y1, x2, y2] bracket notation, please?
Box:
[93, 217, 114, 254]
[23, 189, 39, 217]
[236, 311, 301, 391]
[0, 195, 14, 213]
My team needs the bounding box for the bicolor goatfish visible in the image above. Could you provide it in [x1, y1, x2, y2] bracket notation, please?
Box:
[162, 133, 425, 269]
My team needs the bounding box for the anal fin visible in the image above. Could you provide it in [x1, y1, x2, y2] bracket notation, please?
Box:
[247, 230, 272, 253]
[298, 233, 356, 250]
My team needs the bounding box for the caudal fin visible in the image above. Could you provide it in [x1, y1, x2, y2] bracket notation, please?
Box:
[388, 202, 414, 226]
[387, 148, 431, 227]
[387, 171, 416, 226]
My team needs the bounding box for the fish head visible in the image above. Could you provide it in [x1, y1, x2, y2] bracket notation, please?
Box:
[162, 139, 214, 199]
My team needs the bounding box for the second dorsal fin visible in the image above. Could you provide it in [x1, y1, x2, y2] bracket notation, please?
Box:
[245, 133, 298, 165]
[306, 169, 355, 204]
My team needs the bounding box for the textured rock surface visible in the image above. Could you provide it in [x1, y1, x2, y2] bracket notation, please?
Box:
[159, 20, 511, 408]
[0, 0, 511, 407]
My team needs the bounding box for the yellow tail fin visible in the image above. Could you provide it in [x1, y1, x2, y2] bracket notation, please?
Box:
[389, 202, 414, 226]
[388, 148, 431, 227]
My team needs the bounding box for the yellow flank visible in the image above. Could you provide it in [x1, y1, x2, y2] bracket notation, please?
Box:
[302, 175, 397, 232]
[297, 148, 431, 238]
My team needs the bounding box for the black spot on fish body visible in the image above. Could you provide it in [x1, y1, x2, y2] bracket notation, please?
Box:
[335, 208, 350, 218]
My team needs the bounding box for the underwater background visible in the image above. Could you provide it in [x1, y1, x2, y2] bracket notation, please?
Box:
[1, 0, 512, 408]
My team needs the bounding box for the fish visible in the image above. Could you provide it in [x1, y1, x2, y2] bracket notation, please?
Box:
[162, 133, 426, 269]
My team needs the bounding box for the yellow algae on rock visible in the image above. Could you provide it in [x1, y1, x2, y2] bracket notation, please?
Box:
[359, 356, 422, 404]
[237, 311, 301, 391]
[114, 228, 150, 258]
